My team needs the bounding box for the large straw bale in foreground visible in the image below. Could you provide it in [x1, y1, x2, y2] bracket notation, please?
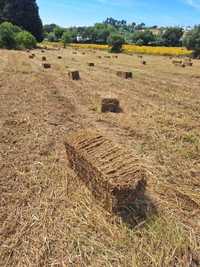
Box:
[65, 130, 147, 212]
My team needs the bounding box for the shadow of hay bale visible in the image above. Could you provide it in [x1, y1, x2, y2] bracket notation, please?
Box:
[115, 189, 157, 228]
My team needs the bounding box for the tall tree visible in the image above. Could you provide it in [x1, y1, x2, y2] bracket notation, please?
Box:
[183, 25, 200, 57]
[0, 0, 43, 41]
[161, 27, 183, 47]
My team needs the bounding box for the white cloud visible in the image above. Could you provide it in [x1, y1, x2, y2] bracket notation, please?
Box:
[184, 0, 200, 9]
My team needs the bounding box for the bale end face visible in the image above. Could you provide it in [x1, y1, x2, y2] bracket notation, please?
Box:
[101, 98, 121, 113]
[68, 71, 80, 80]
[64, 130, 148, 213]
[117, 71, 133, 79]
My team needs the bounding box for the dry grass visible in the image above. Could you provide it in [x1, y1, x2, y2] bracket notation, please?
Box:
[0, 47, 200, 267]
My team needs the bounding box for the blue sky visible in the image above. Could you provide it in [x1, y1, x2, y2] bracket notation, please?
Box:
[37, 0, 200, 27]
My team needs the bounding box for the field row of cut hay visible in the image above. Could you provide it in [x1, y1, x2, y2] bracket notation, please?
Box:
[70, 43, 192, 56]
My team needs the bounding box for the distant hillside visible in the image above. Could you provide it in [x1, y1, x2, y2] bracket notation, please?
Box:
[0, 0, 43, 41]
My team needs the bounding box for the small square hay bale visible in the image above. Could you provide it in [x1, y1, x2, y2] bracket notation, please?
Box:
[141, 60, 146, 65]
[172, 60, 182, 65]
[29, 54, 35, 59]
[58, 56, 62, 59]
[42, 63, 51, 69]
[88, 63, 95, 67]
[42, 56, 46, 61]
[64, 130, 147, 213]
[68, 70, 80, 80]
[184, 57, 192, 62]
[116, 71, 133, 79]
[105, 55, 111, 59]
[98, 56, 102, 59]
[82, 52, 86, 55]
[41, 50, 45, 53]
[101, 97, 121, 113]
[184, 61, 193, 66]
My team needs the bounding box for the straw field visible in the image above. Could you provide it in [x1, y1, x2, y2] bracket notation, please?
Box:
[0, 47, 200, 266]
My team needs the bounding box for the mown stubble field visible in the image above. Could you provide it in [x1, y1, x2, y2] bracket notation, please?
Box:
[0, 47, 200, 266]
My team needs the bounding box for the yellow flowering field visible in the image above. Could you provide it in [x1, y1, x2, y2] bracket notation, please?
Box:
[124, 44, 192, 56]
[71, 43, 192, 56]
[41, 41, 192, 56]
[71, 43, 108, 50]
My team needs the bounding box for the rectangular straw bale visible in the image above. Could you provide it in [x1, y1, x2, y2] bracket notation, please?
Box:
[42, 63, 51, 69]
[101, 98, 120, 113]
[172, 60, 182, 64]
[117, 71, 133, 79]
[88, 63, 95, 67]
[65, 130, 147, 212]
[68, 70, 80, 80]
[184, 61, 193, 66]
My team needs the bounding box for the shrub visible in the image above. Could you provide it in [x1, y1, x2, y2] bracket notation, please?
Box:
[0, 21, 37, 49]
[0, 22, 17, 49]
[183, 25, 200, 57]
[107, 33, 125, 53]
[162, 27, 183, 47]
[54, 26, 65, 40]
[47, 32, 57, 42]
[0, 0, 43, 41]
[16, 31, 37, 49]
[131, 30, 155, 46]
